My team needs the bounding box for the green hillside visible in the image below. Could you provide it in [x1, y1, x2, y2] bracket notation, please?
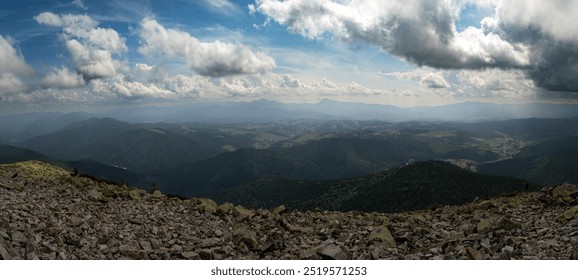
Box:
[207, 161, 539, 213]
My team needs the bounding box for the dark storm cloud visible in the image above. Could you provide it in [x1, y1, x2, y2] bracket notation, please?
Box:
[254, 0, 578, 95]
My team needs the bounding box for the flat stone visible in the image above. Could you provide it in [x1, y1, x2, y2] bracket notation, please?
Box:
[218, 203, 234, 214]
[10, 231, 27, 243]
[272, 205, 287, 216]
[198, 249, 213, 260]
[182, 251, 200, 260]
[0, 243, 12, 260]
[128, 190, 142, 202]
[232, 227, 258, 250]
[558, 205, 578, 222]
[199, 238, 219, 248]
[192, 198, 218, 214]
[87, 188, 105, 202]
[466, 247, 484, 260]
[151, 190, 165, 199]
[232, 206, 255, 220]
[317, 243, 351, 260]
[369, 226, 396, 248]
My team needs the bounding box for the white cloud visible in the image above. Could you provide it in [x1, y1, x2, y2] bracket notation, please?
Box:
[0, 36, 34, 77]
[200, 0, 241, 15]
[497, 0, 578, 43]
[40, 67, 85, 89]
[0, 35, 34, 95]
[138, 18, 276, 77]
[34, 12, 98, 32]
[89, 74, 174, 99]
[419, 73, 451, 89]
[254, 0, 578, 95]
[135, 63, 153, 72]
[380, 68, 450, 89]
[35, 12, 127, 79]
[456, 69, 537, 99]
[0, 73, 28, 96]
[71, 0, 87, 10]
[254, 0, 529, 69]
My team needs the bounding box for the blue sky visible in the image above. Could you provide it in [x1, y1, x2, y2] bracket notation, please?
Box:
[1, 0, 577, 112]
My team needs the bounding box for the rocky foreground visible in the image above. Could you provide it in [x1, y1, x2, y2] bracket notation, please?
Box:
[1, 161, 577, 260]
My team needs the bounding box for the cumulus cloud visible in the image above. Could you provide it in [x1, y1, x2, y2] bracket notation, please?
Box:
[0, 35, 34, 95]
[90, 74, 174, 99]
[490, 0, 578, 93]
[35, 12, 128, 79]
[381, 68, 450, 89]
[456, 69, 537, 99]
[254, 0, 529, 69]
[254, 0, 578, 94]
[419, 73, 451, 89]
[497, 0, 578, 43]
[40, 67, 85, 89]
[138, 18, 276, 77]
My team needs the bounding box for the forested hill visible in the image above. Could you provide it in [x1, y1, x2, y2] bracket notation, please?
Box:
[206, 160, 540, 213]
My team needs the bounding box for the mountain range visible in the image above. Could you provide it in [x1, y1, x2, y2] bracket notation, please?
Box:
[1, 100, 577, 213]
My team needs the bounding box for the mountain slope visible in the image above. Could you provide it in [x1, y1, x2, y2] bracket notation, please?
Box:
[0, 144, 50, 163]
[162, 148, 325, 197]
[276, 134, 500, 178]
[75, 128, 219, 173]
[478, 136, 578, 186]
[1, 160, 576, 260]
[207, 161, 539, 213]
[18, 118, 137, 159]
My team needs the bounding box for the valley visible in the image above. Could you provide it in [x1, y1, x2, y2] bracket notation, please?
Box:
[1, 101, 577, 213]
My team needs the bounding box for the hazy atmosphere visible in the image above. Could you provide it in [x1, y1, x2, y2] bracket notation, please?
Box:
[1, 0, 578, 114]
[1, 0, 578, 264]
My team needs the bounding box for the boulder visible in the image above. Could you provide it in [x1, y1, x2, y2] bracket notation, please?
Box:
[369, 226, 396, 248]
[182, 251, 200, 260]
[128, 190, 142, 202]
[260, 231, 285, 252]
[198, 249, 214, 260]
[558, 205, 578, 222]
[0, 242, 12, 260]
[192, 198, 218, 214]
[466, 247, 484, 260]
[552, 183, 578, 204]
[272, 205, 287, 216]
[232, 227, 258, 250]
[10, 231, 27, 243]
[87, 188, 105, 202]
[477, 217, 518, 234]
[232, 206, 255, 220]
[151, 190, 166, 199]
[317, 243, 351, 260]
[218, 203, 234, 214]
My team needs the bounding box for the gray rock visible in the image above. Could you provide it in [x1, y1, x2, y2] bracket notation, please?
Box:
[260, 231, 285, 252]
[272, 205, 287, 216]
[10, 231, 27, 243]
[199, 238, 219, 248]
[87, 188, 105, 202]
[232, 227, 258, 250]
[466, 247, 484, 260]
[198, 249, 214, 260]
[182, 251, 200, 260]
[317, 243, 351, 260]
[0, 243, 12, 260]
[558, 205, 578, 222]
[191, 198, 218, 214]
[232, 206, 255, 220]
[369, 226, 396, 248]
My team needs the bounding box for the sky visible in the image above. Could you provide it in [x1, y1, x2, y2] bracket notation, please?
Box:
[1, 0, 577, 113]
